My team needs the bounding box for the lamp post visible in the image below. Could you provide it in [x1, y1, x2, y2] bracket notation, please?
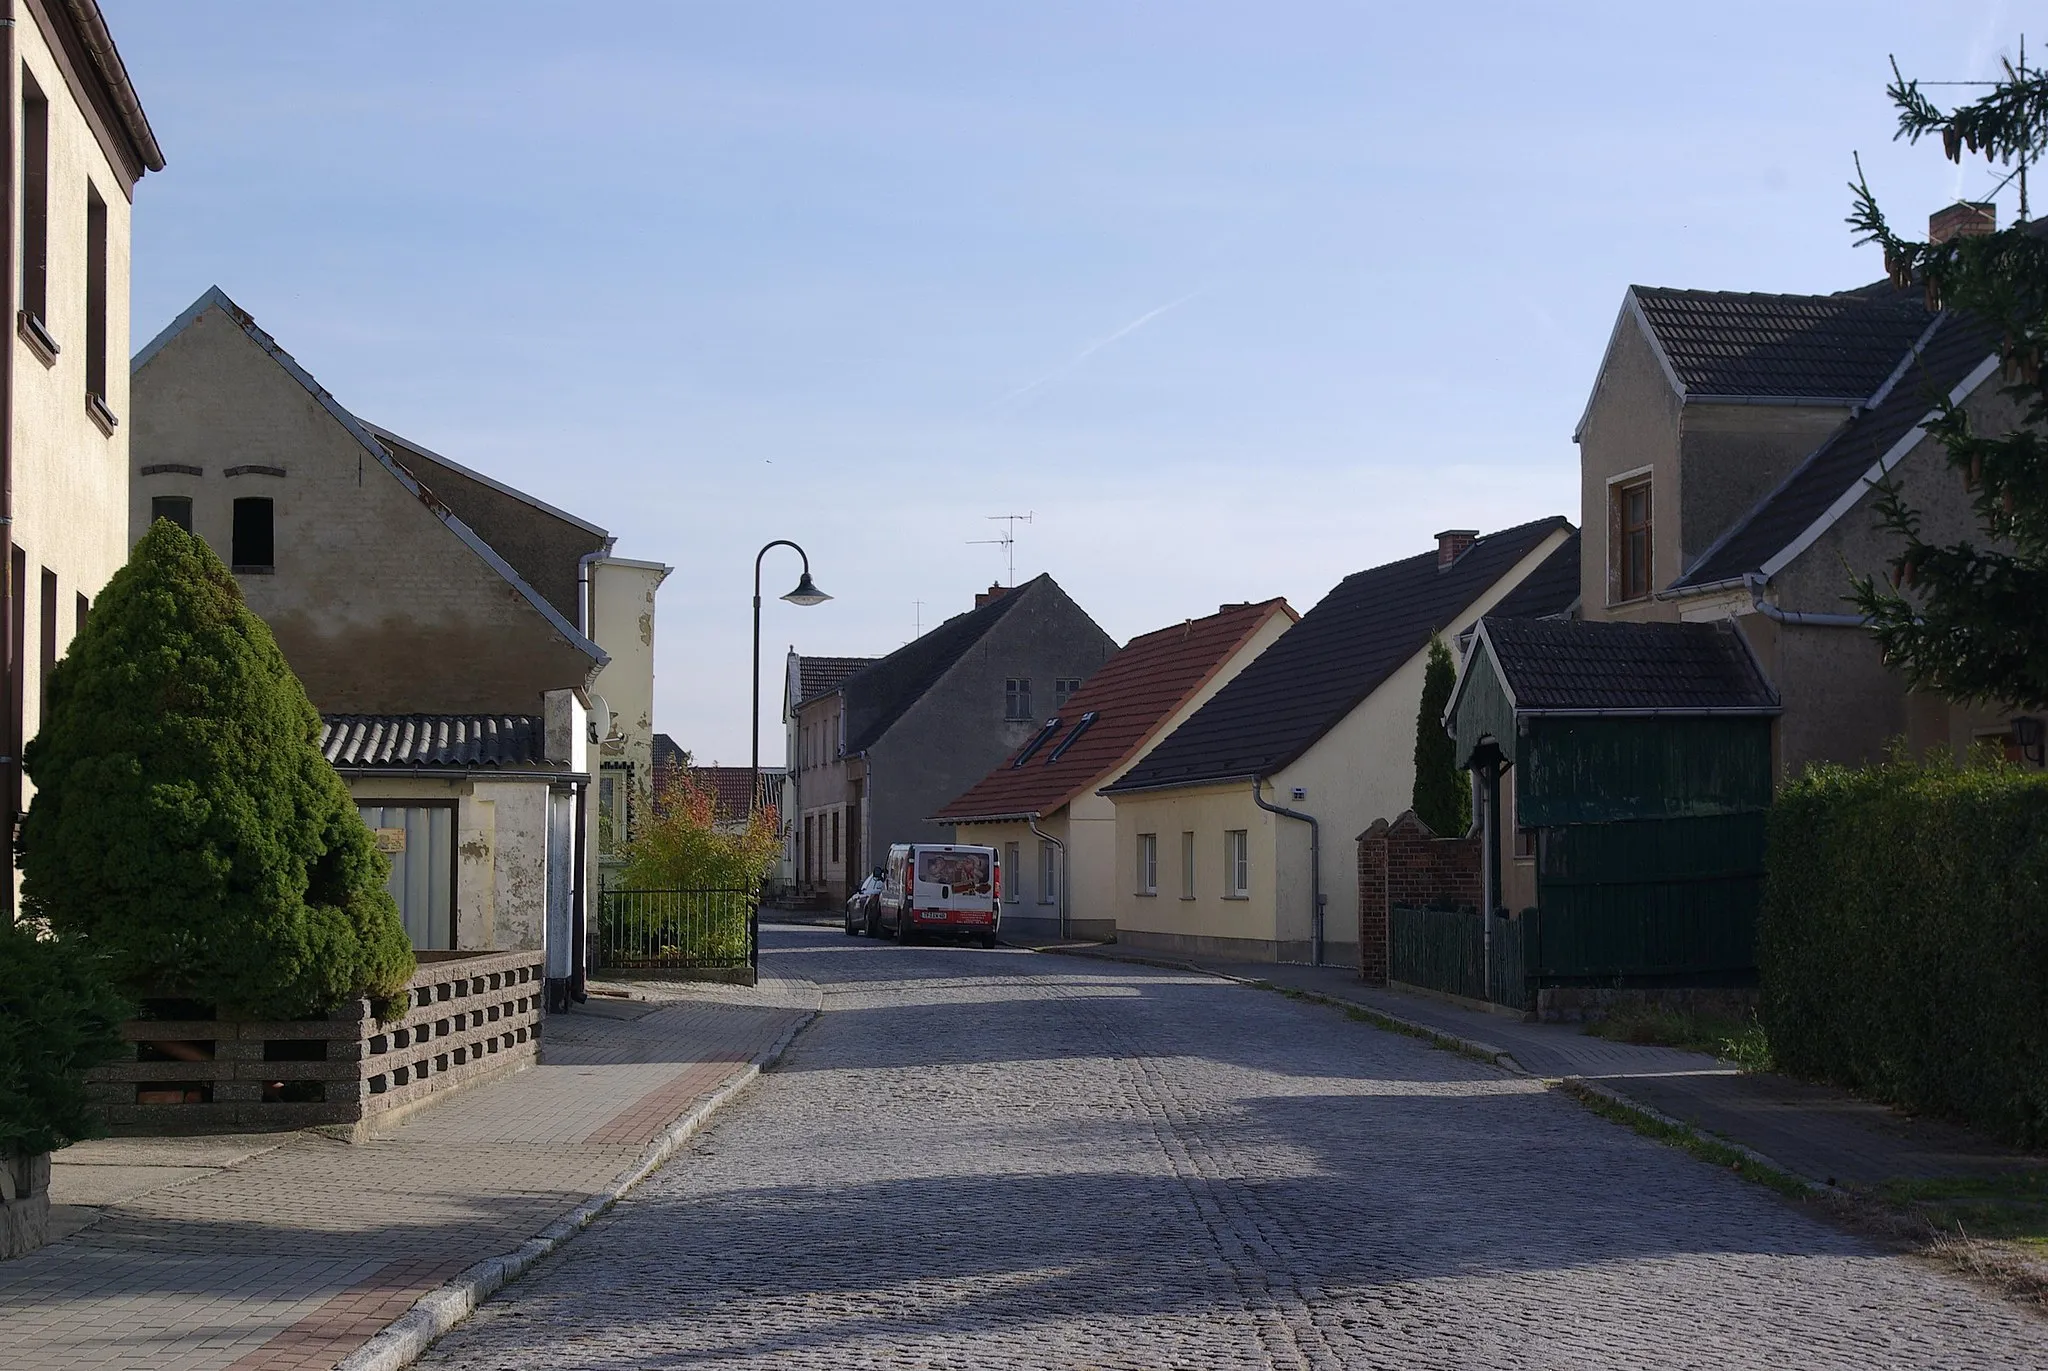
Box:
[752, 540, 831, 814]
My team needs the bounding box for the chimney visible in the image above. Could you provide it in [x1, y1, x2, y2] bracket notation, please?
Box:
[1929, 201, 1996, 245]
[974, 583, 1010, 609]
[1436, 529, 1479, 568]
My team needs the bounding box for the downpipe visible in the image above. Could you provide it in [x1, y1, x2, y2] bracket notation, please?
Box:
[1026, 813, 1066, 941]
[1745, 573, 1870, 628]
[1252, 777, 1323, 966]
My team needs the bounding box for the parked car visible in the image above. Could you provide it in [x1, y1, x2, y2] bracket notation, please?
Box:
[877, 843, 1001, 947]
[845, 867, 885, 937]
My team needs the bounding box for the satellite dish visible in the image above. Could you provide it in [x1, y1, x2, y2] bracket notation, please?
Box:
[587, 694, 612, 745]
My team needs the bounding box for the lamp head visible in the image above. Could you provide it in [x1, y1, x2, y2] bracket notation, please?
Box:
[782, 572, 831, 607]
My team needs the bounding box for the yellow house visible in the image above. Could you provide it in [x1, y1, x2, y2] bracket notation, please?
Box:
[934, 599, 1295, 941]
[3, 1, 163, 917]
[1103, 519, 1575, 965]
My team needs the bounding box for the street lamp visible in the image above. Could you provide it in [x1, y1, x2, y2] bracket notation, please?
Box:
[752, 540, 831, 815]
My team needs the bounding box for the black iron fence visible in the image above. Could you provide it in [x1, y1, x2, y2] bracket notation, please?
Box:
[594, 887, 758, 981]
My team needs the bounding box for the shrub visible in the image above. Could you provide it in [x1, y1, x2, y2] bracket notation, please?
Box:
[20, 521, 415, 1020]
[620, 767, 779, 893]
[1762, 750, 2048, 1146]
[0, 921, 129, 1157]
[1411, 635, 1470, 838]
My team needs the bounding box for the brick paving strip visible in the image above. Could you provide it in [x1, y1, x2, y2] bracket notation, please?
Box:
[0, 968, 820, 1371]
[1022, 939, 2047, 1191]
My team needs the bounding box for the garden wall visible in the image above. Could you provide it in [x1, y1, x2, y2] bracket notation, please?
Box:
[1356, 811, 1480, 986]
[86, 948, 544, 1140]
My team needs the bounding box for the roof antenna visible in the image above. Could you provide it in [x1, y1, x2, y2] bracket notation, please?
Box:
[1920, 33, 2033, 221]
[968, 511, 1033, 587]
[913, 599, 924, 638]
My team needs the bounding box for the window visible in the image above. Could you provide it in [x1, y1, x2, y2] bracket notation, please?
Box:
[231, 497, 274, 571]
[598, 776, 619, 850]
[1046, 711, 1097, 764]
[75, 592, 87, 637]
[1039, 841, 1059, 905]
[1012, 717, 1060, 767]
[1004, 677, 1032, 720]
[1611, 476, 1652, 603]
[85, 184, 108, 414]
[1180, 831, 1196, 899]
[1054, 678, 1083, 707]
[830, 809, 840, 864]
[1004, 842, 1021, 903]
[151, 495, 193, 533]
[38, 568, 55, 726]
[1225, 830, 1250, 897]
[803, 814, 815, 881]
[1136, 833, 1157, 895]
[1514, 827, 1537, 861]
[20, 73, 48, 333]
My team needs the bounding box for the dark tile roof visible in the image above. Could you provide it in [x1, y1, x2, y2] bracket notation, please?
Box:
[1675, 311, 1998, 589]
[842, 575, 1053, 754]
[1486, 531, 1580, 620]
[1106, 517, 1572, 793]
[1632, 284, 1934, 400]
[321, 714, 551, 769]
[797, 655, 878, 706]
[933, 599, 1295, 822]
[685, 766, 771, 821]
[1480, 618, 1779, 714]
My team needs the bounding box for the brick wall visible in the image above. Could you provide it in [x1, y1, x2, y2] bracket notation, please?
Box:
[1356, 811, 1481, 986]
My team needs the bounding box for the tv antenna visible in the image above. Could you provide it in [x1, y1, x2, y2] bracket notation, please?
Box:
[968, 512, 1033, 587]
[913, 599, 925, 639]
[1919, 33, 2034, 220]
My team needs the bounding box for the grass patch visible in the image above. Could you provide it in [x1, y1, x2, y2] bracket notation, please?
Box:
[1560, 1078, 1812, 1200]
[1583, 1005, 1774, 1071]
[1878, 1171, 2048, 1250]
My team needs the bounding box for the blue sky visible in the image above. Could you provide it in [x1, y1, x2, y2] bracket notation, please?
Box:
[105, 1, 2021, 765]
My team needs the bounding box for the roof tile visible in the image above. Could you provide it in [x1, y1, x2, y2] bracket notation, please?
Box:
[321, 714, 550, 769]
[1480, 618, 1779, 713]
[1633, 285, 1932, 399]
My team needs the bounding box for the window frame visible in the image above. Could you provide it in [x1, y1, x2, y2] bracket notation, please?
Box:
[1003, 841, 1021, 903]
[1224, 829, 1250, 898]
[1180, 830, 1196, 899]
[231, 496, 275, 573]
[1038, 841, 1059, 905]
[1608, 469, 1654, 604]
[1136, 832, 1158, 896]
[1004, 677, 1033, 721]
[150, 494, 193, 533]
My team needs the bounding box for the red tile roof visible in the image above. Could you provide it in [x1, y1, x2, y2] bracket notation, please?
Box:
[933, 599, 1295, 823]
[653, 762, 776, 821]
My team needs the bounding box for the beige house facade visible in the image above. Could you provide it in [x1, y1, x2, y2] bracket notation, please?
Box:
[130, 288, 617, 1005]
[936, 599, 1295, 942]
[3, 1, 162, 917]
[1105, 521, 1575, 964]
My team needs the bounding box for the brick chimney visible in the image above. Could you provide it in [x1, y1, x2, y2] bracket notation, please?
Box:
[1436, 529, 1478, 568]
[1929, 201, 1996, 244]
[974, 583, 1010, 609]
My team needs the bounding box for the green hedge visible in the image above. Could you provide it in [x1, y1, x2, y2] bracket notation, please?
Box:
[0, 921, 129, 1157]
[1762, 755, 2048, 1147]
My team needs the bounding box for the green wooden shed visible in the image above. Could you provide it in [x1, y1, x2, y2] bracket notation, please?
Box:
[1444, 617, 1780, 987]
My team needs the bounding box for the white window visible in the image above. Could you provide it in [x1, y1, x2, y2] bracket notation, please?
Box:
[1137, 833, 1158, 895]
[1004, 842, 1021, 903]
[1180, 831, 1196, 899]
[1005, 678, 1032, 720]
[1039, 841, 1059, 905]
[1225, 830, 1250, 897]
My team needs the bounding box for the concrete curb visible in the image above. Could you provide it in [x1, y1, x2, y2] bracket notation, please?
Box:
[1028, 942, 1526, 1073]
[1557, 1074, 1832, 1195]
[335, 1001, 820, 1371]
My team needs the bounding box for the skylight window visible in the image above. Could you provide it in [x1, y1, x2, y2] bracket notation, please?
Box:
[1012, 717, 1061, 768]
[1046, 712, 1098, 764]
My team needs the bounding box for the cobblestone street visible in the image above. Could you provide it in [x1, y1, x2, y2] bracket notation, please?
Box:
[422, 926, 2048, 1370]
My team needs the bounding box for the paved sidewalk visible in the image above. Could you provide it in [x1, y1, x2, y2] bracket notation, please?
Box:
[1029, 940, 2043, 1190]
[0, 971, 818, 1371]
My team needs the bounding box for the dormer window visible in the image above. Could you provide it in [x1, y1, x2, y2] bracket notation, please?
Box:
[1046, 711, 1098, 764]
[1012, 717, 1060, 767]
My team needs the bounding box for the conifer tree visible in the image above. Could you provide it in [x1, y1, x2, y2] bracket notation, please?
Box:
[1411, 635, 1470, 837]
[0, 921, 128, 1157]
[1846, 53, 2048, 706]
[20, 522, 414, 1019]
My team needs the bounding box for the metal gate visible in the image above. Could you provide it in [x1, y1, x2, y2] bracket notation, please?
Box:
[593, 888, 758, 982]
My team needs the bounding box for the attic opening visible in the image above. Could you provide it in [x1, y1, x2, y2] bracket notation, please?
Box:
[1047, 711, 1098, 763]
[232, 497, 275, 573]
[1013, 717, 1061, 767]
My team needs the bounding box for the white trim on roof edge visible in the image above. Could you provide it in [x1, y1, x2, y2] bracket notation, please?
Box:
[1757, 351, 2002, 581]
[1441, 618, 1514, 731]
[1572, 293, 1684, 444]
[133, 287, 609, 669]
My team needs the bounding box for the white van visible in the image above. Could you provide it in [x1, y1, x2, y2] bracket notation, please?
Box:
[877, 843, 1001, 947]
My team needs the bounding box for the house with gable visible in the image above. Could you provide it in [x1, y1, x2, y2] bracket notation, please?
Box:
[779, 652, 876, 896]
[793, 576, 1116, 904]
[933, 597, 1297, 942]
[128, 287, 645, 1005]
[1103, 519, 1575, 965]
[1573, 201, 2032, 767]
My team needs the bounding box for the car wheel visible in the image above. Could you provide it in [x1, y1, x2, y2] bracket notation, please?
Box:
[978, 933, 997, 949]
[898, 919, 916, 946]
[844, 911, 858, 936]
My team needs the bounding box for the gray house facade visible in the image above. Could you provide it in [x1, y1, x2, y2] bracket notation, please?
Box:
[797, 576, 1115, 901]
